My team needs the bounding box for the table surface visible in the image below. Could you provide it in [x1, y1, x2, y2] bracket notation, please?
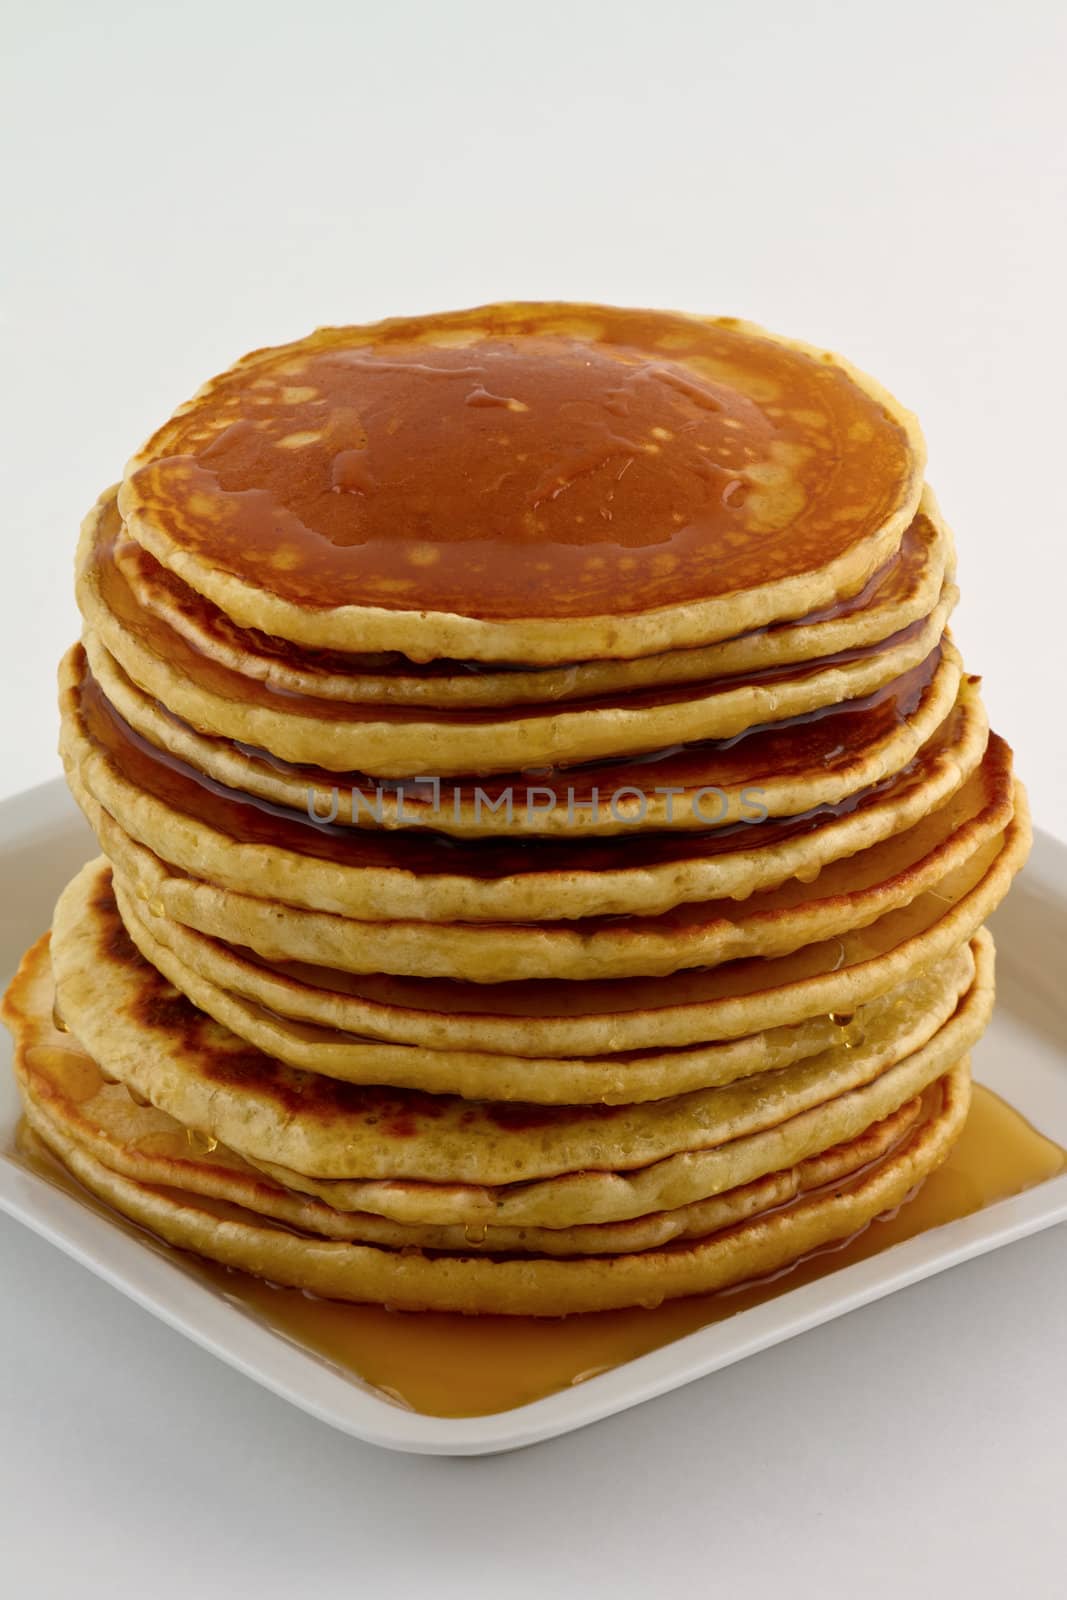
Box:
[3, 2, 1066, 1594]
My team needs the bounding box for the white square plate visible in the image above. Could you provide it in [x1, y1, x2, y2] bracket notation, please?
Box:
[2, 779, 1066, 1456]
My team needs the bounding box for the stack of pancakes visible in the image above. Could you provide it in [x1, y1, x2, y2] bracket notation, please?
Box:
[3, 304, 1029, 1315]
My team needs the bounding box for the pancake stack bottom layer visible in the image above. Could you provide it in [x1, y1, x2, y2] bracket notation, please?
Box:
[3, 303, 1030, 1315]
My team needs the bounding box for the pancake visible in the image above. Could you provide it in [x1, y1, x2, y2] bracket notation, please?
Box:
[91, 800, 1027, 1056]
[16, 1059, 971, 1313]
[76, 645, 989, 917]
[48, 862, 987, 1187]
[96, 736, 1013, 982]
[79, 488, 954, 775]
[76, 633, 968, 837]
[82, 795, 976, 1104]
[62, 647, 998, 948]
[10, 943, 927, 1256]
[10, 928, 953, 1222]
[109, 490, 955, 706]
[116, 303, 925, 664]
[243, 1053, 974, 1233]
[116, 877, 978, 1099]
[16, 1068, 924, 1257]
[42, 867, 988, 1237]
[125, 909, 980, 1108]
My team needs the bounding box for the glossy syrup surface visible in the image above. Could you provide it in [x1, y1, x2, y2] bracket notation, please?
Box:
[113, 511, 941, 694]
[11, 1085, 1066, 1417]
[73, 651, 945, 877]
[121, 303, 919, 619]
[73, 628, 947, 871]
[89, 500, 930, 728]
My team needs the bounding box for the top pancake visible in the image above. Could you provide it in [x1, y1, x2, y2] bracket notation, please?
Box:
[109, 490, 954, 708]
[117, 303, 925, 664]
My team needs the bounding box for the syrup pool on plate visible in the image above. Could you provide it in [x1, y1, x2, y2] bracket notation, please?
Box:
[11, 1082, 1066, 1418]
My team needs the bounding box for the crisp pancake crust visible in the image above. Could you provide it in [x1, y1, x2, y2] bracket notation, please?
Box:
[48, 860, 993, 1209]
[9, 933, 927, 1257]
[17, 1053, 972, 1314]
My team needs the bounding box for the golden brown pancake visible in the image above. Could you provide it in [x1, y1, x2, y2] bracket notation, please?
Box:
[62, 649, 1004, 940]
[8, 933, 928, 1257]
[108, 490, 955, 706]
[85, 734, 1015, 983]
[65, 638, 988, 923]
[114, 891, 979, 1104]
[16, 1052, 971, 1313]
[92, 800, 1027, 1058]
[73, 633, 968, 837]
[117, 303, 925, 663]
[48, 861, 991, 1211]
[79, 491, 954, 776]
[9, 927, 943, 1253]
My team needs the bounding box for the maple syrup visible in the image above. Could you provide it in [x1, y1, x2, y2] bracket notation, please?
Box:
[10, 1084, 1065, 1418]
[89, 503, 932, 730]
[121, 304, 918, 625]
[71, 644, 945, 873]
[112, 509, 937, 694]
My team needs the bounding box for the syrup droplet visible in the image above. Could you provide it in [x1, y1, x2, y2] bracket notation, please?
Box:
[186, 1127, 220, 1155]
[827, 940, 847, 973]
[32, 1047, 104, 1104]
[132, 1130, 189, 1159]
[828, 1010, 865, 1050]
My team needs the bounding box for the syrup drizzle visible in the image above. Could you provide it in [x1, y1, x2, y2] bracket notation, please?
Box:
[74, 649, 943, 872]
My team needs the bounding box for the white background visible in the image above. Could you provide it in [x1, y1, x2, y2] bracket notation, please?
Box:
[2, 1, 1066, 1594]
